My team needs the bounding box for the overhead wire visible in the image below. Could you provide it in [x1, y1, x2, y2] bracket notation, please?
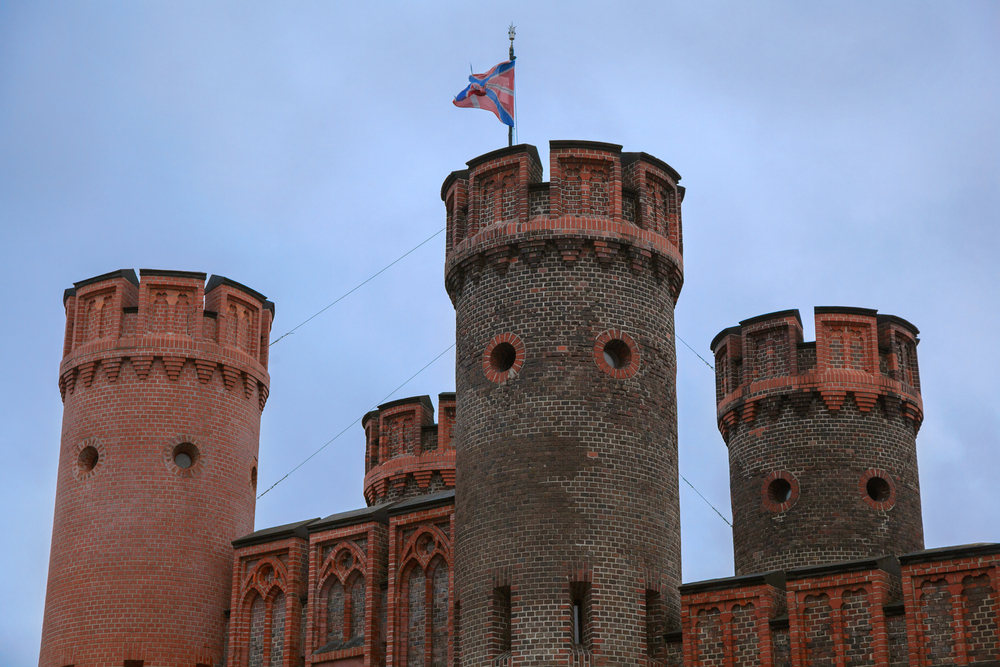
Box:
[269, 227, 445, 347]
[256, 342, 455, 500]
[258, 224, 732, 526]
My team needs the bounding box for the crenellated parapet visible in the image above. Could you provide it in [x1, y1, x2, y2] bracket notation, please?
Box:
[715, 307, 925, 575]
[58, 269, 274, 410]
[711, 307, 922, 442]
[442, 140, 685, 303]
[362, 393, 456, 506]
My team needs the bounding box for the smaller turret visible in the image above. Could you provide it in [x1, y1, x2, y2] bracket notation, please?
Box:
[362, 393, 456, 505]
[712, 307, 924, 575]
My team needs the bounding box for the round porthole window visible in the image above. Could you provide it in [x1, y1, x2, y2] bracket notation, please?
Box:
[860, 469, 896, 510]
[173, 443, 199, 469]
[483, 333, 525, 383]
[594, 330, 640, 378]
[164, 435, 203, 477]
[762, 471, 799, 512]
[768, 478, 792, 504]
[73, 437, 105, 481]
[490, 342, 517, 373]
[78, 446, 100, 472]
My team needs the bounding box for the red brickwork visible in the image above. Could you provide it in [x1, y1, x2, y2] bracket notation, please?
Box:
[230, 530, 311, 667]
[901, 544, 1000, 666]
[385, 501, 454, 667]
[363, 395, 456, 506]
[680, 573, 786, 667]
[304, 515, 389, 667]
[444, 141, 685, 665]
[678, 548, 1000, 667]
[712, 308, 924, 575]
[40, 269, 273, 667]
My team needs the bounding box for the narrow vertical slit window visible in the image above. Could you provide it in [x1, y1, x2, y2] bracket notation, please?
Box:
[492, 585, 512, 655]
[569, 582, 591, 648]
[645, 589, 663, 659]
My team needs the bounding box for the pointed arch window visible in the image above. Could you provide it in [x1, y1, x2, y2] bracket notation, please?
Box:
[317, 544, 367, 653]
[399, 527, 451, 667]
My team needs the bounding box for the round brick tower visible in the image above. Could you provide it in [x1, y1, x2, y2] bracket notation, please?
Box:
[40, 269, 273, 667]
[361, 393, 457, 506]
[711, 307, 924, 576]
[443, 141, 685, 665]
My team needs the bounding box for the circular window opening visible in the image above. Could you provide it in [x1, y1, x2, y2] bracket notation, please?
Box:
[602, 339, 632, 370]
[768, 478, 792, 504]
[866, 476, 891, 502]
[490, 342, 517, 373]
[78, 446, 99, 472]
[172, 442, 199, 470]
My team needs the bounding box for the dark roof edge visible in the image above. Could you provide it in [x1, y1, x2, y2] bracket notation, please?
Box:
[441, 169, 470, 201]
[232, 518, 319, 549]
[309, 503, 395, 533]
[710, 326, 744, 353]
[205, 275, 270, 311]
[438, 391, 456, 401]
[815, 306, 879, 317]
[786, 554, 900, 581]
[899, 543, 1000, 566]
[378, 395, 434, 413]
[386, 489, 455, 517]
[73, 269, 140, 290]
[877, 314, 920, 337]
[466, 143, 541, 171]
[621, 151, 682, 183]
[739, 309, 803, 329]
[139, 269, 208, 281]
[549, 139, 623, 154]
[678, 570, 786, 595]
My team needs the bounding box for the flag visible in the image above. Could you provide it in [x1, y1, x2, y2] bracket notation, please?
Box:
[453, 59, 515, 127]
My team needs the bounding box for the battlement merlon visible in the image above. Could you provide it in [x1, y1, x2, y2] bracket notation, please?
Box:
[59, 268, 274, 400]
[362, 393, 457, 506]
[710, 307, 922, 434]
[442, 141, 685, 300]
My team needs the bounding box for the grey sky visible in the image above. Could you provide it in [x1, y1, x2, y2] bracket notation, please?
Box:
[2, 2, 997, 665]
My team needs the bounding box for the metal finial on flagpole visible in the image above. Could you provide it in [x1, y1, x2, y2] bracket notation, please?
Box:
[508, 23, 516, 147]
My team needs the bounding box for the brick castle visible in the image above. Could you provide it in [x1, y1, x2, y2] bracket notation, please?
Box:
[40, 141, 999, 667]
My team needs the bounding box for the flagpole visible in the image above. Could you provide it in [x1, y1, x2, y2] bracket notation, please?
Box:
[508, 23, 516, 147]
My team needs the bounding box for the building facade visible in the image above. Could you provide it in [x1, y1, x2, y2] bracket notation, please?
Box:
[39, 142, 999, 667]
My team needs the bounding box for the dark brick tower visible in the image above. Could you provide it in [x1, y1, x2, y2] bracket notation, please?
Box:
[40, 269, 273, 667]
[711, 307, 925, 576]
[443, 141, 685, 665]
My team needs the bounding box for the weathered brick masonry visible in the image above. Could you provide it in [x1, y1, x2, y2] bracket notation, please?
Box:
[443, 141, 686, 666]
[39, 143, 1000, 667]
[711, 308, 924, 576]
[40, 269, 273, 667]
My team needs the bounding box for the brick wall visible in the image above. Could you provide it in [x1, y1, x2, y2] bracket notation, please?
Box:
[444, 141, 685, 665]
[363, 395, 456, 507]
[712, 308, 924, 575]
[677, 547, 1000, 666]
[40, 269, 273, 667]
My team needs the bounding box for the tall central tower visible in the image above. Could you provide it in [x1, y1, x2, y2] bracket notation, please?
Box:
[444, 141, 685, 665]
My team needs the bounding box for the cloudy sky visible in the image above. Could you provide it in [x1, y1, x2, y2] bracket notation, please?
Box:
[2, 2, 997, 664]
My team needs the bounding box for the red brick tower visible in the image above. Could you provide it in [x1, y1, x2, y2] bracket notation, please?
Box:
[711, 307, 925, 576]
[361, 393, 457, 506]
[443, 141, 685, 665]
[40, 269, 273, 667]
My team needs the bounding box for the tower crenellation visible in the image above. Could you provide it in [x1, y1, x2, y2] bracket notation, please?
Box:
[446, 140, 686, 665]
[41, 268, 273, 667]
[443, 141, 685, 306]
[362, 393, 457, 506]
[712, 307, 925, 576]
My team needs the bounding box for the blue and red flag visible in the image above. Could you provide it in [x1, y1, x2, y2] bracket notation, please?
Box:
[453, 59, 515, 127]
